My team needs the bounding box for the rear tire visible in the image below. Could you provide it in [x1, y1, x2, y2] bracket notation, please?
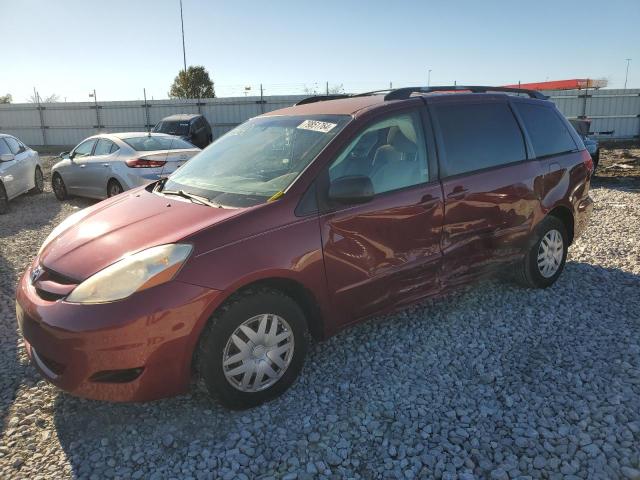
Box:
[52, 173, 68, 201]
[0, 182, 8, 214]
[107, 179, 124, 198]
[30, 166, 44, 194]
[196, 287, 308, 409]
[517, 216, 568, 289]
[593, 149, 600, 173]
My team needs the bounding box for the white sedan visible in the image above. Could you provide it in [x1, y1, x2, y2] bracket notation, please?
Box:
[51, 132, 200, 201]
[0, 134, 44, 214]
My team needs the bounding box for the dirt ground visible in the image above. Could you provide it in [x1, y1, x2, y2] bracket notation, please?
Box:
[597, 145, 640, 180]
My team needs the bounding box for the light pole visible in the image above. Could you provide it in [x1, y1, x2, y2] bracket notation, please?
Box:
[427, 69, 432, 87]
[624, 58, 632, 89]
[180, 0, 187, 72]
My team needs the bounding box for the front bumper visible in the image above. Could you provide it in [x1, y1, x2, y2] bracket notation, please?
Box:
[16, 265, 222, 402]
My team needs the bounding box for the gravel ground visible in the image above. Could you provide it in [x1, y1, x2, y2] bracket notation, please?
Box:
[1, 156, 639, 479]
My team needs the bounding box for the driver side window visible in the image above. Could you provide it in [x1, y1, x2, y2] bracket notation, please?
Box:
[73, 139, 96, 158]
[328, 111, 429, 195]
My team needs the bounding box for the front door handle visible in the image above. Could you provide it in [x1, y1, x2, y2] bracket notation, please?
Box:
[79, 164, 86, 168]
[447, 187, 468, 199]
[103, 163, 109, 167]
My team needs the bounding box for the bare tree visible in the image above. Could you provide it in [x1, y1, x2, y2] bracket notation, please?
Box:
[0, 93, 11, 104]
[328, 84, 345, 94]
[28, 92, 61, 103]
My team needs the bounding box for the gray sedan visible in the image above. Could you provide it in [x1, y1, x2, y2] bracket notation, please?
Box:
[51, 132, 200, 201]
[0, 133, 44, 214]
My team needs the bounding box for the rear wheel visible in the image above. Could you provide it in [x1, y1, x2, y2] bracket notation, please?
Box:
[517, 216, 568, 288]
[593, 149, 600, 172]
[52, 173, 68, 201]
[30, 166, 44, 194]
[107, 179, 124, 198]
[0, 182, 8, 214]
[196, 287, 308, 409]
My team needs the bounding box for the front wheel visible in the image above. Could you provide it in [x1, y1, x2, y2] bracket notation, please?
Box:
[0, 182, 8, 214]
[30, 166, 44, 194]
[517, 216, 568, 289]
[52, 173, 68, 201]
[196, 288, 308, 409]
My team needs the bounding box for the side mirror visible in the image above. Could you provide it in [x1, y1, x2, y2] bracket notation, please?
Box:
[0, 153, 15, 162]
[328, 175, 374, 205]
[59, 151, 70, 159]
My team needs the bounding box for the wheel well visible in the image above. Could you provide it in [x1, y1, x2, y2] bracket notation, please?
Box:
[548, 206, 574, 245]
[232, 278, 325, 340]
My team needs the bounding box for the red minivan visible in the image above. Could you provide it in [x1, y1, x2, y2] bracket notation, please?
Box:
[16, 86, 593, 408]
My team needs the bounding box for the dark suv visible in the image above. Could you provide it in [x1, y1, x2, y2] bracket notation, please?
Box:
[17, 86, 593, 408]
[153, 113, 212, 148]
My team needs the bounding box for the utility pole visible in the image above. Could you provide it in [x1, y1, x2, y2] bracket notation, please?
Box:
[260, 84, 264, 114]
[34, 87, 47, 146]
[180, 0, 187, 72]
[326, 81, 329, 96]
[624, 58, 632, 89]
[143, 88, 151, 134]
[89, 89, 100, 131]
[427, 69, 432, 87]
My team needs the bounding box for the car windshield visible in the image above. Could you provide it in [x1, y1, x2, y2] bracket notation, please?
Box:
[123, 136, 194, 151]
[154, 121, 190, 136]
[162, 114, 350, 207]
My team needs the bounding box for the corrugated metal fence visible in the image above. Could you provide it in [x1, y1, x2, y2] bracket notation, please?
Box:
[0, 89, 638, 148]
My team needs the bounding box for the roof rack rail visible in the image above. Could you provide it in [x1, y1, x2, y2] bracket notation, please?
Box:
[295, 94, 351, 105]
[384, 85, 548, 101]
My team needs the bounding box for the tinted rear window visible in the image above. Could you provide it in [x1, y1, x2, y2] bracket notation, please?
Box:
[433, 102, 526, 176]
[514, 103, 577, 158]
[123, 136, 194, 151]
[154, 121, 191, 136]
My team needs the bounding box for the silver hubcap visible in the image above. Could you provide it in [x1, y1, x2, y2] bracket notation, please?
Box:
[109, 183, 121, 196]
[36, 169, 43, 189]
[537, 229, 564, 278]
[222, 314, 294, 392]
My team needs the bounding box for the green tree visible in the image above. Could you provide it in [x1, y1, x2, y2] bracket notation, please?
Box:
[0, 93, 11, 104]
[169, 66, 215, 99]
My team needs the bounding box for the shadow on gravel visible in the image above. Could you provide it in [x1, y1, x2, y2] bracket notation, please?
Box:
[48, 261, 640, 478]
[591, 175, 640, 192]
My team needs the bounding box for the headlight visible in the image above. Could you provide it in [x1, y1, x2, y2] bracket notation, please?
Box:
[39, 209, 91, 255]
[66, 244, 192, 304]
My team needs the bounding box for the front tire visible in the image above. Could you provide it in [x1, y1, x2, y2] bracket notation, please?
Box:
[30, 166, 44, 194]
[0, 182, 8, 214]
[52, 173, 68, 201]
[518, 216, 568, 289]
[196, 288, 308, 409]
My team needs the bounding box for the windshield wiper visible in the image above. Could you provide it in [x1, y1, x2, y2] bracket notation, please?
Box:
[161, 189, 223, 208]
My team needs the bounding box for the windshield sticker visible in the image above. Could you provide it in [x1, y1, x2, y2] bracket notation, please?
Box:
[297, 120, 337, 133]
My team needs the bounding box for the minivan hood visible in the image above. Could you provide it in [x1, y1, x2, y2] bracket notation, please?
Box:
[39, 187, 243, 281]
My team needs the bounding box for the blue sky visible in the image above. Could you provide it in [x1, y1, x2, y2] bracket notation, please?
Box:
[3, 0, 639, 102]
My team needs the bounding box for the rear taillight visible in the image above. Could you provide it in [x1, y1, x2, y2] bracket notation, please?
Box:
[581, 150, 594, 174]
[125, 158, 167, 168]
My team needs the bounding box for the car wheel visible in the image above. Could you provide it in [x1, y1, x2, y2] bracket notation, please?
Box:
[196, 287, 308, 409]
[593, 149, 600, 173]
[517, 216, 568, 289]
[52, 173, 68, 201]
[30, 166, 44, 194]
[107, 179, 124, 198]
[0, 182, 9, 214]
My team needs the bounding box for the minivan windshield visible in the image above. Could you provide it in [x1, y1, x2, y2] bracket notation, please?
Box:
[162, 114, 350, 207]
[153, 121, 190, 136]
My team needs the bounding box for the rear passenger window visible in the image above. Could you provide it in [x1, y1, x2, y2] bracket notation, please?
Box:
[94, 139, 115, 156]
[433, 102, 526, 177]
[514, 103, 577, 158]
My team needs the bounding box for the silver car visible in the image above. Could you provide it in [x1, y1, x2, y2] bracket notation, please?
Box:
[51, 132, 200, 201]
[0, 134, 44, 214]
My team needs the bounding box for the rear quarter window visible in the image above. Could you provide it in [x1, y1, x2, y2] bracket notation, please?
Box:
[513, 103, 577, 158]
[433, 102, 526, 177]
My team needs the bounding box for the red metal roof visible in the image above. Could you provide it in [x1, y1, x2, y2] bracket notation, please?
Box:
[503, 79, 607, 90]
